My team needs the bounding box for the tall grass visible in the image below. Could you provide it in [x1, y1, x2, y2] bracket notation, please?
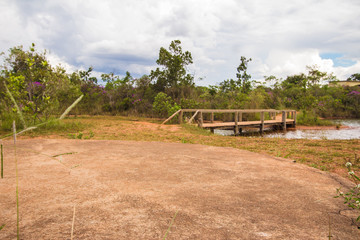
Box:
[0, 90, 84, 239]
[13, 121, 20, 240]
[163, 210, 178, 240]
[3, 81, 27, 129]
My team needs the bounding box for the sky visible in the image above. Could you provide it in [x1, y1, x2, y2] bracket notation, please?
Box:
[1, 0, 360, 86]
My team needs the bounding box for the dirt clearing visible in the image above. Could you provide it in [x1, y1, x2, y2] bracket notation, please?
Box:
[0, 139, 358, 239]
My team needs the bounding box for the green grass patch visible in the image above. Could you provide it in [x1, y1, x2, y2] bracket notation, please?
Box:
[296, 110, 334, 126]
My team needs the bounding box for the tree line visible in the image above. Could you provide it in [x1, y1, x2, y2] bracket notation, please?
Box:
[1, 41, 359, 129]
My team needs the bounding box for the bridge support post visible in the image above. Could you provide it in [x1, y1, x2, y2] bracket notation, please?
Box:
[293, 111, 297, 127]
[199, 111, 203, 127]
[234, 112, 239, 136]
[282, 111, 286, 131]
[211, 112, 214, 123]
[260, 111, 264, 134]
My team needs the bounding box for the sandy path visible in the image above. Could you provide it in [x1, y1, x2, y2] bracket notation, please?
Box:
[0, 139, 358, 239]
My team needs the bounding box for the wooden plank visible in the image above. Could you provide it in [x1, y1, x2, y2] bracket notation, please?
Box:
[181, 109, 284, 113]
[188, 110, 199, 124]
[201, 119, 294, 128]
[161, 109, 182, 125]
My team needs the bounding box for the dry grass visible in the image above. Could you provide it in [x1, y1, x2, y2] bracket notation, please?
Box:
[8, 115, 360, 179]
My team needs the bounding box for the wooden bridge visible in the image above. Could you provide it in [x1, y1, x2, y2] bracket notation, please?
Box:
[162, 109, 297, 135]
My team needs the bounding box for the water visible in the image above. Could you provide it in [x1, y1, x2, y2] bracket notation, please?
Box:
[214, 119, 360, 140]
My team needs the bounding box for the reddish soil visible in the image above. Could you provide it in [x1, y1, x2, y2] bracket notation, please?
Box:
[0, 139, 359, 239]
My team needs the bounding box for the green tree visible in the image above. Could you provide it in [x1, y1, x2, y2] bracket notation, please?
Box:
[347, 73, 360, 81]
[236, 56, 252, 94]
[150, 40, 194, 98]
[1, 44, 81, 124]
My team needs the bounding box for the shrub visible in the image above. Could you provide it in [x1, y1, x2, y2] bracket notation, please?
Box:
[152, 92, 180, 117]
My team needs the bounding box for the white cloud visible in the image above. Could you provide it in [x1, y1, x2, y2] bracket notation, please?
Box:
[1, 0, 359, 84]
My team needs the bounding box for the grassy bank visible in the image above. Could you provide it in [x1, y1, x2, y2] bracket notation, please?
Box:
[1, 115, 359, 179]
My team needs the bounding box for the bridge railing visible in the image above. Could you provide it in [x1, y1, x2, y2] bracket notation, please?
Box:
[162, 109, 297, 131]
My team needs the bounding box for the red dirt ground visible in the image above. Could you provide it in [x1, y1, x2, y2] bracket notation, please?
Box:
[0, 139, 359, 239]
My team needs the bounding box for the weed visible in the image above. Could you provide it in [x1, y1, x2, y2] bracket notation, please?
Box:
[89, 130, 95, 138]
[335, 155, 360, 222]
[310, 163, 318, 169]
[320, 165, 328, 171]
[68, 133, 76, 139]
[76, 132, 83, 139]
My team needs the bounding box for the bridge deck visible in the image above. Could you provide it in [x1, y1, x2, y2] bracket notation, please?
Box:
[202, 119, 295, 128]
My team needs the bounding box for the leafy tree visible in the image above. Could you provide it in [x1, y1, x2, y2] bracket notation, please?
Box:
[0, 44, 81, 124]
[150, 40, 194, 98]
[236, 56, 252, 94]
[347, 73, 360, 81]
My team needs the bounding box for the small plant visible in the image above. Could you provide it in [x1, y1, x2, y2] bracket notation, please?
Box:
[76, 132, 83, 139]
[89, 130, 95, 138]
[68, 133, 76, 139]
[68, 131, 94, 140]
[335, 154, 360, 221]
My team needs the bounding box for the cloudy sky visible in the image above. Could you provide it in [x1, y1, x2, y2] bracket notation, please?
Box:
[1, 0, 360, 85]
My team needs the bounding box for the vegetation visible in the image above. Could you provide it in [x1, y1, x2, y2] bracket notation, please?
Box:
[335, 155, 360, 222]
[1, 41, 359, 131]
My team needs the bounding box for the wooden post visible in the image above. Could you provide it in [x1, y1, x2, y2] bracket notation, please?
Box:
[234, 112, 239, 135]
[188, 110, 199, 124]
[239, 112, 242, 122]
[293, 111, 297, 127]
[199, 111, 203, 127]
[179, 110, 183, 124]
[282, 111, 286, 130]
[211, 112, 214, 123]
[260, 111, 264, 133]
[162, 109, 182, 125]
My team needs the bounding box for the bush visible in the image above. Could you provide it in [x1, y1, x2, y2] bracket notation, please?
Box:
[152, 92, 180, 117]
[296, 110, 333, 126]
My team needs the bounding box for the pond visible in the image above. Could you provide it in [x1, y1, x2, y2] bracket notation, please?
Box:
[214, 119, 360, 140]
